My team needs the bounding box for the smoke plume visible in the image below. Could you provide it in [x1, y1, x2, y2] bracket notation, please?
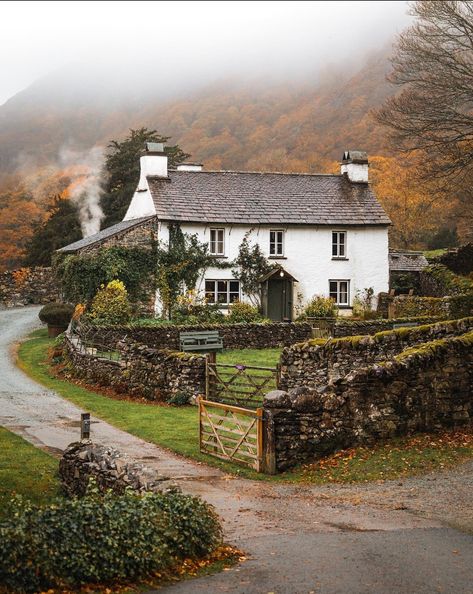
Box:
[59, 146, 105, 237]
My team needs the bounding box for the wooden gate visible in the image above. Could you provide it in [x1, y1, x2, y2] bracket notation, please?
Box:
[206, 362, 279, 408]
[198, 397, 264, 471]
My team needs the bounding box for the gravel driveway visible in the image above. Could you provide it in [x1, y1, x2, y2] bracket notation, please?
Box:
[1, 306, 473, 594]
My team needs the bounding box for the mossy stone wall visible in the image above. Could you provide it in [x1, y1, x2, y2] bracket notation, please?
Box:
[266, 330, 473, 471]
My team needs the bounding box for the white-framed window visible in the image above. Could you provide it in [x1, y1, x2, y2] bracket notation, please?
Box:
[209, 228, 225, 256]
[332, 231, 347, 258]
[329, 280, 350, 306]
[270, 230, 285, 256]
[205, 280, 240, 305]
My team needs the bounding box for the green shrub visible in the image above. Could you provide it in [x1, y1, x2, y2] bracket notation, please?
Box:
[227, 301, 263, 323]
[166, 392, 191, 406]
[0, 485, 222, 593]
[299, 295, 338, 319]
[420, 264, 473, 297]
[88, 280, 132, 325]
[38, 302, 75, 327]
[352, 288, 379, 320]
[171, 293, 225, 325]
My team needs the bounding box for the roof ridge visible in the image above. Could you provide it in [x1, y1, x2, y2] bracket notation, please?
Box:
[148, 170, 343, 178]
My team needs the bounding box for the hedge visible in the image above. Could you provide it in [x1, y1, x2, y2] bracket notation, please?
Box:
[0, 484, 222, 593]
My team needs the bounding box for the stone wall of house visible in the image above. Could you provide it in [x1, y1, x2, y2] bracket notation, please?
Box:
[64, 334, 206, 402]
[59, 441, 177, 497]
[80, 321, 314, 352]
[77, 218, 159, 255]
[0, 267, 60, 308]
[265, 330, 473, 471]
[279, 317, 473, 391]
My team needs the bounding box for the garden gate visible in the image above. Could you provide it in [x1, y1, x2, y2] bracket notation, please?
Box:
[197, 360, 279, 472]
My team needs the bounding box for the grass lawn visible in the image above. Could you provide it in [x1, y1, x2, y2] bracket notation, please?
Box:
[0, 426, 61, 507]
[18, 329, 473, 484]
[423, 247, 448, 259]
[217, 348, 282, 368]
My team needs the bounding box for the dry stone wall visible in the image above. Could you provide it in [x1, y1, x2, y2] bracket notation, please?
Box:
[0, 267, 60, 307]
[266, 330, 473, 470]
[80, 321, 314, 351]
[279, 317, 473, 391]
[64, 334, 206, 402]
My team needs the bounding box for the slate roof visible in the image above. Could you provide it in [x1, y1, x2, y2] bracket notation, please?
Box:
[57, 217, 154, 253]
[147, 171, 391, 226]
[389, 251, 429, 272]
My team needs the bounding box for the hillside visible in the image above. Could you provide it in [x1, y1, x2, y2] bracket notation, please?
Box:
[0, 50, 392, 178]
[0, 47, 462, 271]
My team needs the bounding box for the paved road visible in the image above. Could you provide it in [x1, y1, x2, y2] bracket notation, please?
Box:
[2, 307, 473, 594]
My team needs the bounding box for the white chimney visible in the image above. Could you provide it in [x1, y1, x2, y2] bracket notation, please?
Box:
[138, 142, 168, 180]
[123, 142, 166, 221]
[340, 150, 369, 183]
[176, 163, 203, 172]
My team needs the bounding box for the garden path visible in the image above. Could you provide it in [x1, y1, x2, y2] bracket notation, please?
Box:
[1, 307, 473, 594]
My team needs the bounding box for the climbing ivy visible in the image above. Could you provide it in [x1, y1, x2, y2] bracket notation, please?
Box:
[54, 246, 157, 304]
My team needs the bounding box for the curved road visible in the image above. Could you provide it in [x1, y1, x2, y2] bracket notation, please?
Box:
[1, 306, 473, 594]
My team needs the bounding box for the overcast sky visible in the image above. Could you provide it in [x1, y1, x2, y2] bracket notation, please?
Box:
[0, 1, 411, 105]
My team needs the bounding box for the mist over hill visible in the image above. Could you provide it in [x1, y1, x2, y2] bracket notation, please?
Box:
[0, 47, 393, 178]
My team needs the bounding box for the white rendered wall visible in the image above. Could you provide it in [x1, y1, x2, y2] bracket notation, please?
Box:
[154, 222, 389, 315]
[124, 154, 168, 220]
[340, 162, 369, 183]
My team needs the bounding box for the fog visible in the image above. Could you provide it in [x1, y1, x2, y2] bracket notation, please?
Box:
[0, 1, 411, 105]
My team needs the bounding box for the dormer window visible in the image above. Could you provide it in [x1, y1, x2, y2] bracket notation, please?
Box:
[270, 230, 285, 257]
[210, 228, 225, 256]
[332, 231, 347, 259]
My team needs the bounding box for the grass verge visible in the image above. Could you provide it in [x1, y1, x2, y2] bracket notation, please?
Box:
[18, 329, 473, 484]
[0, 426, 61, 507]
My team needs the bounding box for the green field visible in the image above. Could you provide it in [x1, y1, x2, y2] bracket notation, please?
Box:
[0, 426, 61, 507]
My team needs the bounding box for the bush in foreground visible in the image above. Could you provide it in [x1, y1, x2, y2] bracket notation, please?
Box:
[88, 279, 132, 325]
[0, 484, 222, 593]
[38, 302, 75, 328]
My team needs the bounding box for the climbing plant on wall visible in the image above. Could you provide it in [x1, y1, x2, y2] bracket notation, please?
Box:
[54, 245, 157, 304]
[156, 223, 225, 318]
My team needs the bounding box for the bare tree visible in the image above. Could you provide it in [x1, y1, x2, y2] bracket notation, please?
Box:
[376, 1, 473, 185]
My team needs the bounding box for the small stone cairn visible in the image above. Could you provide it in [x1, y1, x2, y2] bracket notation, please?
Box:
[59, 441, 178, 497]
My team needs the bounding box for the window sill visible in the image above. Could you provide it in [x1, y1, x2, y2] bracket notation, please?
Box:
[331, 257, 349, 261]
[337, 305, 353, 310]
[209, 255, 228, 259]
[269, 256, 287, 260]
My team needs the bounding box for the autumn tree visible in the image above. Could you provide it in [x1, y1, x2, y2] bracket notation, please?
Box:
[100, 128, 190, 227]
[376, 1, 473, 186]
[23, 196, 82, 266]
[369, 155, 458, 249]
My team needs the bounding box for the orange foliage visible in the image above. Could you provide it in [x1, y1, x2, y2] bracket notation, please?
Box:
[370, 155, 457, 249]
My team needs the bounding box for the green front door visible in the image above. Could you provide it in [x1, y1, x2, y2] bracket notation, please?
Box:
[267, 279, 292, 321]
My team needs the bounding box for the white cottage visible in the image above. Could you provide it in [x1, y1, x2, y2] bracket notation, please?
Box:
[60, 144, 391, 320]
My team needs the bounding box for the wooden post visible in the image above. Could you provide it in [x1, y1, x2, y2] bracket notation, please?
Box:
[80, 412, 90, 440]
[256, 407, 264, 473]
[197, 396, 202, 454]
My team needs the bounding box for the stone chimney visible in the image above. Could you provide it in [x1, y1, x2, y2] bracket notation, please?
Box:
[340, 150, 369, 183]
